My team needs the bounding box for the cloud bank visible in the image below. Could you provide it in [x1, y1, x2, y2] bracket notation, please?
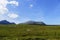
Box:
[0, 0, 19, 18]
[8, 13, 19, 18]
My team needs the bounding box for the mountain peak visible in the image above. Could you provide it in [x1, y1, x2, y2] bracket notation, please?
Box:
[0, 20, 15, 24]
[23, 21, 46, 25]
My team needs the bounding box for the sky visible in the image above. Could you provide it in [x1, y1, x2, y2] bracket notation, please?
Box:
[0, 0, 60, 24]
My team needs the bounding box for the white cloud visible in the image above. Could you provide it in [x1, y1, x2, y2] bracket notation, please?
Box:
[0, 7, 8, 14]
[8, 13, 19, 19]
[0, 0, 19, 18]
[0, 0, 8, 14]
[9, 1, 19, 6]
[29, 4, 33, 8]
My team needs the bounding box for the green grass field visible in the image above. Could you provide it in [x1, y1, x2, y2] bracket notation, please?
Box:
[0, 24, 60, 40]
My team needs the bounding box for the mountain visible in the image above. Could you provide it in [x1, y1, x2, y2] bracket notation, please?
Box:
[23, 21, 46, 25]
[0, 20, 15, 24]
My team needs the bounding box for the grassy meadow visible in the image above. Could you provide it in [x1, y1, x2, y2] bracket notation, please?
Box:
[0, 24, 60, 40]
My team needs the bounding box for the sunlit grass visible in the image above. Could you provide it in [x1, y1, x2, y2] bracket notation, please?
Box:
[0, 24, 60, 40]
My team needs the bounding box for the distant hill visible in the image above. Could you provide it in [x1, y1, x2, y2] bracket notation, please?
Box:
[0, 20, 15, 24]
[22, 21, 46, 25]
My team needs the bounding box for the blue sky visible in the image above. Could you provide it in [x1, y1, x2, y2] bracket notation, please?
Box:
[0, 0, 60, 24]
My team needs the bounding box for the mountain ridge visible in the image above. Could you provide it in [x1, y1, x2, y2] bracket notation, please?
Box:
[21, 21, 46, 25]
[0, 20, 15, 24]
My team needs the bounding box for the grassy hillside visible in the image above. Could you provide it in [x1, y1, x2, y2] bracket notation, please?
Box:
[0, 24, 60, 40]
